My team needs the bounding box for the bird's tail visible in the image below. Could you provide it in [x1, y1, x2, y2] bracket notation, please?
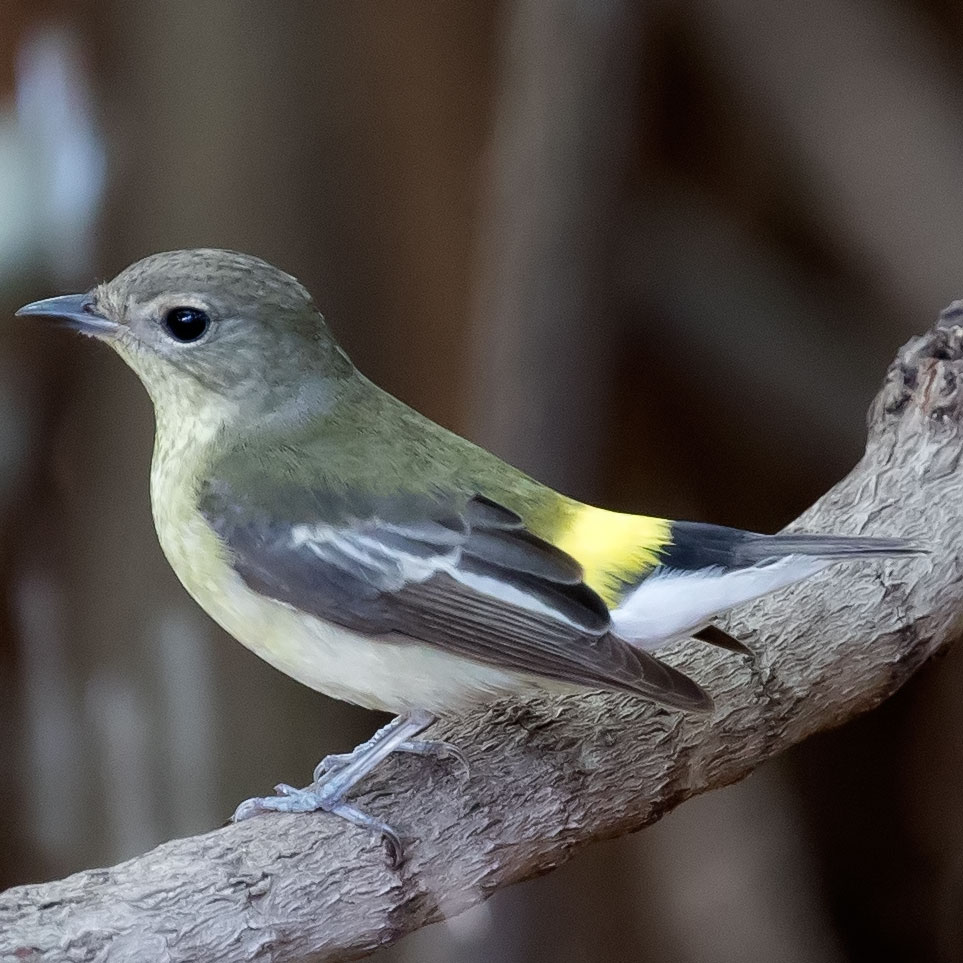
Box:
[611, 522, 923, 652]
[730, 532, 923, 563]
[656, 523, 924, 571]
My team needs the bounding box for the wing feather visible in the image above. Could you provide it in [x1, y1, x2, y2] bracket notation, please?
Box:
[200, 481, 711, 712]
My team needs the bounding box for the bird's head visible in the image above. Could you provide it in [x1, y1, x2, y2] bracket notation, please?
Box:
[17, 248, 354, 421]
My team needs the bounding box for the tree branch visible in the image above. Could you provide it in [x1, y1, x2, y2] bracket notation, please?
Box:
[3, 309, 962, 963]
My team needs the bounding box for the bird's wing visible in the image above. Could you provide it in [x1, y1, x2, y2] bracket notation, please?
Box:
[199, 479, 710, 711]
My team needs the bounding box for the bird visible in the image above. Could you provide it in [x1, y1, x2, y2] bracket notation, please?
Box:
[17, 249, 919, 862]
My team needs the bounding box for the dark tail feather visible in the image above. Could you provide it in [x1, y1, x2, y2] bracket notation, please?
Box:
[741, 534, 924, 563]
[664, 522, 924, 572]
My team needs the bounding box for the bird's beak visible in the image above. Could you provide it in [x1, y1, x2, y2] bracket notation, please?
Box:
[15, 294, 119, 338]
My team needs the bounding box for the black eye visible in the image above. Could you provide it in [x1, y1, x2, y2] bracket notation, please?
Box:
[163, 307, 211, 343]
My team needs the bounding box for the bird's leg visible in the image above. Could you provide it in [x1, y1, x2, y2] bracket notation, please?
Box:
[313, 730, 468, 781]
[310, 708, 436, 799]
[232, 709, 440, 865]
[310, 713, 415, 781]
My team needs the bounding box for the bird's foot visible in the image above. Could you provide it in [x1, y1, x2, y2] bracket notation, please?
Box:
[230, 709, 438, 866]
[313, 738, 469, 782]
[232, 784, 322, 820]
[232, 783, 405, 865]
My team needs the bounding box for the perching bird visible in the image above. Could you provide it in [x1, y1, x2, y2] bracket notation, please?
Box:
[17, 249, 918, 861]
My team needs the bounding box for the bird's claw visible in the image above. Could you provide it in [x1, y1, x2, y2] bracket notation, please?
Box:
[232, 786, 322, 821]
[396, 738, 471, 779]
[232, 785, 405, 865]
[327, 800, 405, 867]
[312, 753, 352, 781]
[232, 797, 267, 822]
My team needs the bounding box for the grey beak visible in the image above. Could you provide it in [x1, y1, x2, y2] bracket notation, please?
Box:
[15, 294, 118, 337]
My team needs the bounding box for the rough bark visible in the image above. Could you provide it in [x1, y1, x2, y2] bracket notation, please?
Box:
[2, 309, 962, 962]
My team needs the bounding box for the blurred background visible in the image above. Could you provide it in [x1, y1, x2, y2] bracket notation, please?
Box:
[1, 1, 962, 960]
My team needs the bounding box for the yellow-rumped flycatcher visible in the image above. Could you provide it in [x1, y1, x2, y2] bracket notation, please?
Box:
[18, 249, 918, 860]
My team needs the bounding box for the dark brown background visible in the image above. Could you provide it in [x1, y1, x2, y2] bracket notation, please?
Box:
[1, 2, 961, 961]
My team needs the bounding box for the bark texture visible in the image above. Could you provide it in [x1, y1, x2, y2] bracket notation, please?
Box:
[2, 310, 962, 962]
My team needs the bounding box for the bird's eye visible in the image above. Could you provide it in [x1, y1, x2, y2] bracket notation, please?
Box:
[162, 307, 211, 343]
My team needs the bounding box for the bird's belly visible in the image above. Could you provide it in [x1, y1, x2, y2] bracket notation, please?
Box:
[200, 572, 533, 714]
[153, 500, 532, 715]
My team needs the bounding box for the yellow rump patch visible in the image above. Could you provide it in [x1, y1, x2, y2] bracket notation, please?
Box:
[555, 505, 671, 607]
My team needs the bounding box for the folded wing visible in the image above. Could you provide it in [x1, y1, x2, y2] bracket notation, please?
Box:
[199, 481, 711, 712]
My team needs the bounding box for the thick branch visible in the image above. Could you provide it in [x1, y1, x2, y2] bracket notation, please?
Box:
[3, 311, 963, 963]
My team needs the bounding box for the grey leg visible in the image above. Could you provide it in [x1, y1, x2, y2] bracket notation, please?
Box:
[311, 708, 436, 802]
[232, 709, 439, 864]
[311, 714, 416, 783]
[314, 737, 469, 782]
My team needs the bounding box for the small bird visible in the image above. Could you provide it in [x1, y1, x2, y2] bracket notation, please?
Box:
[18, 249, 917, 861]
